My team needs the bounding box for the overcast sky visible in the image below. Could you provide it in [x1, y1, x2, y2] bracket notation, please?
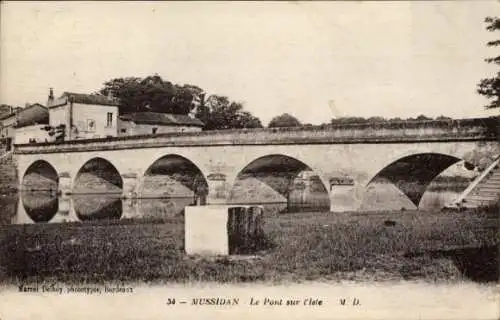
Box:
[1, 1, 499, 125]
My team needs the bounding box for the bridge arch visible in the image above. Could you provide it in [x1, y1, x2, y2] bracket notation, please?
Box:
[138, 154, 209, 205]
[73, 157, 123, 194]
[21, 160, 59, 192]
[367, 152, 476, 208]
[229, 154, 330, 212]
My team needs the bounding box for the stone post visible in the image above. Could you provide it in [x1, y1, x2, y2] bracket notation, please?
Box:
[185, 206, 230, 255]
[184, 205, 266, 256]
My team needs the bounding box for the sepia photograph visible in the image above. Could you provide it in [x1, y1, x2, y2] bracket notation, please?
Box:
[0, 1, 499, 319]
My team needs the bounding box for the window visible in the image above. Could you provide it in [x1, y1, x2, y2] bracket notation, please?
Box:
[106, 112, 113, 127]
[87, 119, 96, 132]
[120, 128, 127, 133]
[152, 127, 158, 134]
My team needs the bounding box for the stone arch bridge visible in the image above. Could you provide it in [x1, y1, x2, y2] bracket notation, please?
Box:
[14, 117, 499, 212]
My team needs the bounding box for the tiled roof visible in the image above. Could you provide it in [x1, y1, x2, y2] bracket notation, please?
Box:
[49, 92, 118, 107]
[14, 103, 49, 128]
[119, 112, 204, 127]
[0, 107, 22, 120]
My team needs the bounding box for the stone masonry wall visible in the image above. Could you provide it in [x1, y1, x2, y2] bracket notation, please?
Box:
[0, 150, 18, 193]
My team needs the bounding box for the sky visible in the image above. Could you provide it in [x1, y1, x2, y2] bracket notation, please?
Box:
[1, 1, 499, 125]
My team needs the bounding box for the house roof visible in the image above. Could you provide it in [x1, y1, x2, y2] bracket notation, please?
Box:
[0, 106, 23, 121]
[14, 103, 49, 128]
[49, 92, 119, 108]
[119, 112, 204, 127]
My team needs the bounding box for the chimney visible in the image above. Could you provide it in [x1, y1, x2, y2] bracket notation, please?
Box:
[48, 88, 54, 106]
[107, 90, 113, 101]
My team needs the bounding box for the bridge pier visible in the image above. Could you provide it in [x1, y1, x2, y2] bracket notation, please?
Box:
[121, 198, 140, 219]
[42, 196, 80, 223]
[328, 178, 364, 212]
[14, 199, 34, 224]
[121, 173, 139, 199]
[58, 172, 72, 195]
[205, 173, 233, 205]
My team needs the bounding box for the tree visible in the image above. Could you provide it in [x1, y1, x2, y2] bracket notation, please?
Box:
[195, 95, 263, 130]
[328, 115, 441, 125]
[477, 17, 500, 109]
[330, 117, 368, 125]
[415, 114, 432, 121]
[436, 115, 452, 121]
[268, 113, 302, 128]
[100, 75, 205, 115]
[388, 117, 403, 122]
[100, 75, 262, 130]
[366, 116, 387, 123]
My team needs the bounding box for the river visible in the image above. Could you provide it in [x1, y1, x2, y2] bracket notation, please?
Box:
[0, 188, 462, 225]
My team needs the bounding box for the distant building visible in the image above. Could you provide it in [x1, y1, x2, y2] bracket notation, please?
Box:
[0, 106, 23, 141]
[0, 105, 22, 119]
[118, 112, 204, 136]
[0, 113, 17, 142]
[0, 103, 49, 145]
[13, 103, 50, 144]
[47, 88, 119, 140]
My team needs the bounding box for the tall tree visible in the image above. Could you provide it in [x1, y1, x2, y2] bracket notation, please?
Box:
[195, 95, 262, 130]
[268, 113, 302, 128]
[415, 115, 432, 121]
[100, 75, 204, 115]
[477, 17, 500, 109]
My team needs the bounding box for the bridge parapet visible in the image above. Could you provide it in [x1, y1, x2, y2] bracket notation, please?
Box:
[13, 116, 498, 154]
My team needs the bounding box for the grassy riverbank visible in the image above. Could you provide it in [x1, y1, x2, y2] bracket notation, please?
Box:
[0, 205, 497, 284]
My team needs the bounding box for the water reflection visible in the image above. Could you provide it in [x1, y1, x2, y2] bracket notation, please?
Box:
[73, 195, 123, 221]
[8, 192, 309, 224]
[11, 194, 205, 223]
[3, 190, 464, 225]
[138, 198, 194, 219]
[21, 191, 59, 223]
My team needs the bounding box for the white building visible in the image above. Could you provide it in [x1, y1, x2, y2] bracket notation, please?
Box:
[0, 103, 51, 145]
[13, 103, 51, 144]
[47, 89, 119, 140]
[118, 112, 204, 136]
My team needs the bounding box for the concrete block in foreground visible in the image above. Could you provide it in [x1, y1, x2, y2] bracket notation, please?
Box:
[184, 205, 264, 256]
